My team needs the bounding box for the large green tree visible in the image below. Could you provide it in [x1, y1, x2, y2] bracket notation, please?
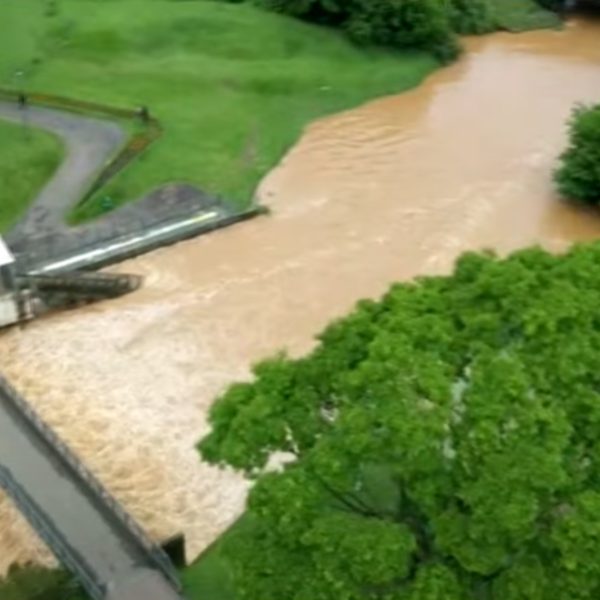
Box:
[201, 243, 600, 600]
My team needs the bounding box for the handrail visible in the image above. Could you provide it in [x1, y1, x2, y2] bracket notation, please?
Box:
[12, 206, 262, 275]
[0, 374, 181, 591]
[0, 465, 104, 600]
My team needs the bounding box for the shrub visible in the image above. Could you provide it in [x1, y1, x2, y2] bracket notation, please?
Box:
[445, 0, 496, 34]
[253, 0, 459, 60]
[253, 0, 346, 23]
[345, 0, 460, 61]
[536, 0, 568, 11]
[0, 565, 85, 600]
[248, 0, 561, 58]
[555, 104, 600, 205]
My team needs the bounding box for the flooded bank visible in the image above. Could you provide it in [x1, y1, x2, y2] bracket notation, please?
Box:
[1, 19, 600, 572]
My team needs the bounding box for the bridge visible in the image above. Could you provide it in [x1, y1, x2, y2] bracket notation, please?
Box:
[0, 374, 184, 600]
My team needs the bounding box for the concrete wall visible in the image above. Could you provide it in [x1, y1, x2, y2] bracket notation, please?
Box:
[0, 294, 19, 328]
[0, 263, 16, 295]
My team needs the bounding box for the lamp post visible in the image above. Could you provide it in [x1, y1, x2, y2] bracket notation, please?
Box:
[13, 70, 29, 139]
[13, 69, 24, 97]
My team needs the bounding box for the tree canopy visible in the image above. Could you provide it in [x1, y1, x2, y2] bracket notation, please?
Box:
[555, 104, 600, 205]
[200, 243, 600, 600]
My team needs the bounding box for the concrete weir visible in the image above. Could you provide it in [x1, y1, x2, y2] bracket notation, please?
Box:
[18, 205, 264, 275]
[0, 375, 183, 600]
[0, 235, 146, 330]
[0, 98, 264, 277]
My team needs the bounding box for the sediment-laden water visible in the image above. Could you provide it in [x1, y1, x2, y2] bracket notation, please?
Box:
[1, 19, 599, 572]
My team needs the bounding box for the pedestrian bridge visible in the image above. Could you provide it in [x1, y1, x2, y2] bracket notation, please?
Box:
[0, 374, 184, 600]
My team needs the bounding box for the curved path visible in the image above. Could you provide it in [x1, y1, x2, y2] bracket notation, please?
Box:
[0, 101, 125, 240]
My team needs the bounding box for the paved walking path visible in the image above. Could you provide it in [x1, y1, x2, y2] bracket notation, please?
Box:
[0, 101, 126, 240]
[0, 100, 234, 271]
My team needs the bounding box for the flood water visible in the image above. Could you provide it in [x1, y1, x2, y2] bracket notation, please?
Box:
[1, 19, 600, 572]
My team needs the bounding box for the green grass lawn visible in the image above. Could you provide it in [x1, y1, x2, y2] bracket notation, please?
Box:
[0, 0, 557, 226]
[0, 119, 63, 232]
[181, 462, 407, 599]
[0, 0, 438, 220]
[183, 545, 236, 600]
[182, 515, 255, 600]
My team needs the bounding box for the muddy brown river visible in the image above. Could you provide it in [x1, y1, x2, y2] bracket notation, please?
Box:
[1, 19, 600, 572]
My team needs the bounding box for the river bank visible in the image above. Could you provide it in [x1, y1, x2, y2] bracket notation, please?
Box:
[0, 0, 558, 237]
[0, 0, 438, 221]
[1, 17, 599, 577]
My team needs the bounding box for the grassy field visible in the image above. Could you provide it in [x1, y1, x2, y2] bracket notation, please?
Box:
[0, 0, 438, 221]
[0, 119, 63, 232]
[0, 0, 558, 227]
[181, 464, 408, 599]
[181, 516, 252, 600]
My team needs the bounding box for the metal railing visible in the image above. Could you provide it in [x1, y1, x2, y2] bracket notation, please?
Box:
[12, 206, 263, 275]
[0, 374, 181, 592]
[9, 203, 221, 266]
[0, 465, 104, 600]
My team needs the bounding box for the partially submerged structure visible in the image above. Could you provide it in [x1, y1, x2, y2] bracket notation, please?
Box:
[0, 237, 24, 328]
[0, 236, 142, 330]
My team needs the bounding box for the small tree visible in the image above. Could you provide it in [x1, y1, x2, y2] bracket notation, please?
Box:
[555, 104, 600, 205]
[201, 243, 600, 600]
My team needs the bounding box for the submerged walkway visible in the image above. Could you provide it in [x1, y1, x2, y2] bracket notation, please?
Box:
[0, 375, 182, 600]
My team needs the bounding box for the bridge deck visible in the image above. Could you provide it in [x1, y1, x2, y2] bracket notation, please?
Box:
[0, 379, 181, 600]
